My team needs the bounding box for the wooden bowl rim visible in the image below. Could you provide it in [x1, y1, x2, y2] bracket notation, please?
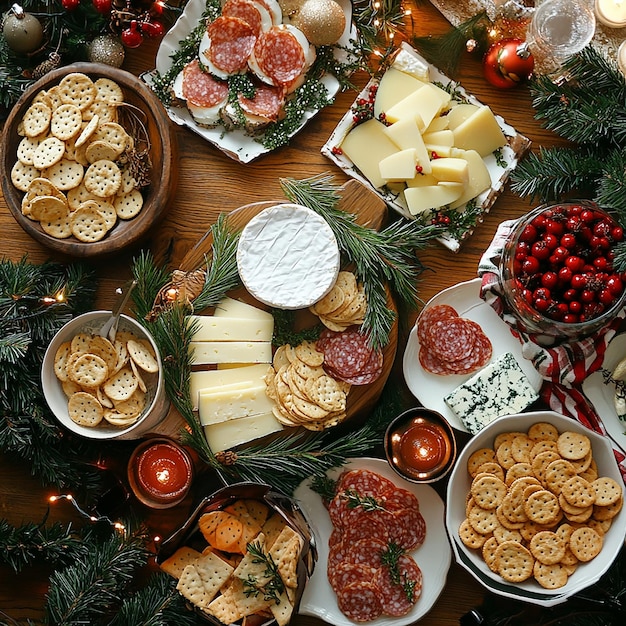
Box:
[1, 62, 177, 258]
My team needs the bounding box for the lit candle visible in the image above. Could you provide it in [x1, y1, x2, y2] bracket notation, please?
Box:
[595, 0, 626, 28]
[128, 438, 194, 508]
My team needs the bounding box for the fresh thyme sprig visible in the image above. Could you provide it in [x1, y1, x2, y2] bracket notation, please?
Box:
[380, 542, 418, 602]
[280, 174, 443, 349]
[243, 541, 285, 604]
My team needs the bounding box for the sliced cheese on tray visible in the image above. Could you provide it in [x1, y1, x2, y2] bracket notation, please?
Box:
[190, 364, 270, 410]
[214, 297, 274, 321]
[204, 412, 283, 452]
[451, 105, 507, 157]
[188, 314, 274, 342]
[373, 67, 426, 120]
[198, 382, 275, 425]
[189, 341, 272, 365]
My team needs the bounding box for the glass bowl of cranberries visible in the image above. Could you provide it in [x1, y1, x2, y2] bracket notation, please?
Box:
[499, 201, 626, 339]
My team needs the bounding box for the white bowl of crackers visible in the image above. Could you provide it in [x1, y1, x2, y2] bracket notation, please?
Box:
[445, 411, 625, 606]
[157, 482, 315, 626]
[0, 62, 177, 257]
[41, 310, 170, 440]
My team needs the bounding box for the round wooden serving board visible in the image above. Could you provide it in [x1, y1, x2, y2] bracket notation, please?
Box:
[179, 179, 398, 426]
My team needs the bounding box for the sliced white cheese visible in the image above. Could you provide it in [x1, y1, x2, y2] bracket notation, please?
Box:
[424, 115, 449, 133]
[423, 129, 454, 148]
[403, 182, 464, 215]
[451, 105, 507, 157]
[449, 149, 492, 209]
[341, 118, 401, 188]
[383, 118, 431, 174]
[214, 297, 274, 321]
[406, 173, 439, 188]
[190, 364, 270, 411]
[430, 157, 470, 184]
[204, 412, 283, 452]
[379, 148, 418, 182]
[443, 352, 539, 434]
[385, 83, 449, 129]
[188, 315, 274, 342]
[373, 67, 426, 119]
[445, 103, 480, 130]
[189, 340, 273, 365]
[236, 204, 340, 309]
[198, 382, 275, 425]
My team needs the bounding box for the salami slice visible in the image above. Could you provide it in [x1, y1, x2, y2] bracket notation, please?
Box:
[181, 60, 228, 108]
[321, 328, 373, 378]
[237, 83, 284, 121]
[382, 486, 420, 513]
[424, 315, 475, 362]
[419, 343, 455, 376]
[330, 562, 378, 593]
[390, 507, 427, 550]
[207, 16, 257, 74]
[338, 468, 394, 498]
[221, 0, 265, 36]
[340, 509, 391, 544]
[337, 581, 383, 622]
[332, 348, 383, 385]
[254, 25, 306, 86]
[417, 304, 458, 346]
[345, 537, 386, 570]
[375, 554, 423, 616]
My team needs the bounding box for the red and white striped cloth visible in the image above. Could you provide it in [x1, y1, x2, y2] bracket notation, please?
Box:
[478, 220, 626, 483]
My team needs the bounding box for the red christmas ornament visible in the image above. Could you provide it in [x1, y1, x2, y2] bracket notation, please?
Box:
[141, 19, 165, 38]
[92, 0, 112, 15]
[483, 38, 534, 89]
[61, 0, 81, 10]
[121, 20, 143, 48]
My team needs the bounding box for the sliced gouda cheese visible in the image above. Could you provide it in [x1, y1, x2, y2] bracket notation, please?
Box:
[449, 149, 493, 209]
[198, 382, 275, 425]
[190, 364, 269, 410]
[204, 412, 283, 452]
[340, 118, 400, 189]
[379, 148, 418, 182]
[406, 173, 439, 188]
[188, 315, 274, 342]
[189, 341, 272, 365]
[445, 103, 480, 130]
[423, 130, 454, 148]
[403, 182, 464, 216]
[385, 83, 449, 129]
[214, 297, 274, 321]
[424, 115, 449, 133]
[451, 105, 507, 157]
[383, 118, 431, 174]
[430, 157, 470, 184]
[374, 67, 426, 119]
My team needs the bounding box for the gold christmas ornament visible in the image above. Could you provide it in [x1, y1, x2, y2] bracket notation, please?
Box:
[279, 0, 306, 18]
[87, 35, 125, 68]
[2, 4, 44, 54]
[290, 0, 346, 46]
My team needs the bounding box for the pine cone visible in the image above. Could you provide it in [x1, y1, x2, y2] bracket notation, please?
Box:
[215, 450, 238, 466]
[32, 53, 61, 81]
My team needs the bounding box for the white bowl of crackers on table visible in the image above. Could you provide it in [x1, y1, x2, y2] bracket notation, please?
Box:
[445, 411, 626, 606]
[41, 310, 170, 440]
[0, 63, 177, 258]
[157, 482, 315, 625]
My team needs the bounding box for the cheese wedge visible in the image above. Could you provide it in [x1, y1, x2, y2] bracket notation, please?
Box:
[374, 67, 426, 120]
[383, 118, 431, 174]
[430, 157, 470, 184]
[385, 83, 450, 129]
[198, 382, 275, 425]
[188, 315, 274, 342]
[379, 149, 418, 182]
[449, 149, 492, 209]
[213, 297, 274, 321]
[451, 105, 507, 157]
[403, 182, 464, 215]
[204, 412, 283, 452]
[189, 341, 272, 365]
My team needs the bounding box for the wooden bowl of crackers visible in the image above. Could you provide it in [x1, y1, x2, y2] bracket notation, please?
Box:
[0, 62, 177, 257]
[41, 310, 170, 440]
[445, 410, 626, 606]
[157, 482, 316, 625]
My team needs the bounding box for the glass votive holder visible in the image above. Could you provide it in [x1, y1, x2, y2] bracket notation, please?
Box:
[527, 0, 596, 65]
[127, 437, 194, 509]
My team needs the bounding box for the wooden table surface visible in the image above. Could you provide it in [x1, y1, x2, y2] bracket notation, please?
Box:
[0, 2, 572, 624]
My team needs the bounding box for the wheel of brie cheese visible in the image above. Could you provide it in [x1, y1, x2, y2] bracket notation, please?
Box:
[236, 203, 340, 309]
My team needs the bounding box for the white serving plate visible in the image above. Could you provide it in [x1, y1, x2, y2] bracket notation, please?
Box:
[445, 411, 626, 607]
[321, 42, 531, 251]
[144, 0, 354, 163]
[402, 278, 543, 433]
[582, 332, 626, 454]
[294, 457, 451, 626]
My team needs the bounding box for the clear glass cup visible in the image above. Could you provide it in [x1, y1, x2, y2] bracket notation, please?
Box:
[527, 0, 596, 65]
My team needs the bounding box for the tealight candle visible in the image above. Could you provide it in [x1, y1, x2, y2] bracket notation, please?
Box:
[128, 438, 194, 508]
[595, 0, 626, 28]
[619, 40, 626, 74]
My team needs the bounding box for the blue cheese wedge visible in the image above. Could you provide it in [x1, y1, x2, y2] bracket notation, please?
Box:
[444, 352, 539, 434]
[236, 203, 340, 310]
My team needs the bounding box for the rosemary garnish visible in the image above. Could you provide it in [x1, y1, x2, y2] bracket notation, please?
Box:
[271, 308, 323, 348]
[342, 489, 387, 512]
[309, 475, 338, 502]
[280, 174, 443, 349]
[243, 541, 285, 604]
[380, 542, 417, 603]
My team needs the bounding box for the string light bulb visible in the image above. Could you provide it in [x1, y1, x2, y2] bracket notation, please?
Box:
[49, 493, 126, 534]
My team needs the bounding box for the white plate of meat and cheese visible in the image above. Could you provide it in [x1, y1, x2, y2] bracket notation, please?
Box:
[294, 457, 450, 625]
[403, 278, 543, 433]
[144, 0, 355, 163]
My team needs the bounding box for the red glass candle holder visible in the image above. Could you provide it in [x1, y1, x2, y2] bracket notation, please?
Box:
[127, 437, 194, 509]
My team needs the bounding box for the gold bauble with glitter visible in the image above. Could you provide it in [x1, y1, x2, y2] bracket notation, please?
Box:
[290, 0, 346, 46]
[87, 35, 125, 68]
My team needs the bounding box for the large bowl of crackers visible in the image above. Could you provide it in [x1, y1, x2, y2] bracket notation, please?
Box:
[41, 310, 170, 440]
[0, 62, 177, 257]
[445, 410, 625, 606]
[157, 482, 316, 625]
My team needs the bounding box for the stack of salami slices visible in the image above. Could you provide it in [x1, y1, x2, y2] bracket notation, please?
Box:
[173, 0, 316, 129]
[326, 468, 425, 621]
[417, 304, 492, 376]
[317, 326, 383, 386]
